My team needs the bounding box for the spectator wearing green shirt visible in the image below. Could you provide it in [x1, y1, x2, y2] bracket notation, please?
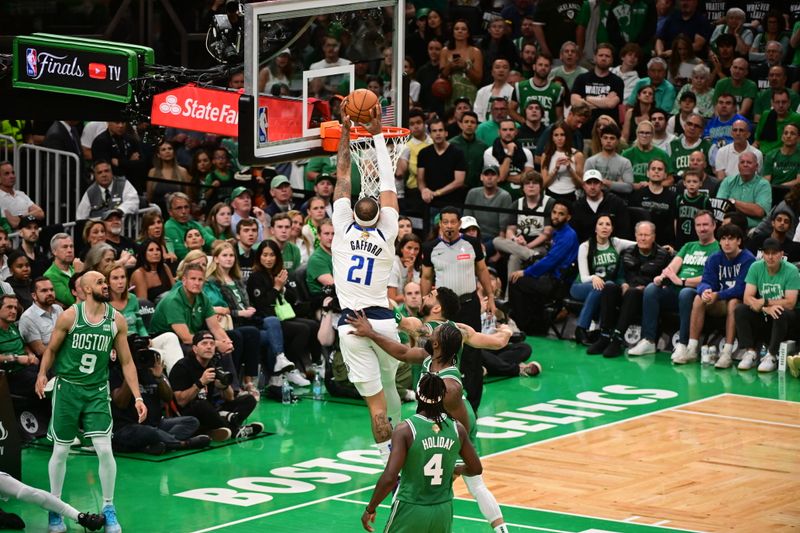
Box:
[763, 123, 800, 188]
[0, 294, 39, 398]
[712, 58, 756, 118]
[622, 120, 670, 187]
[753, 66, 800, 124]
[269, 213, 302, 273]
[625, 58, 677, 113]
[305, 219, 334, 309]
[735, 238, 800, 372]
[717, 152, 772, 229]
[149, 263, 235, 357]
[754, 89, 800, 156]
[43, 233, 75, 308]
[164, 192, 214, 261]
[450, 111, 488, 190]
[628, 210, 719, 356]
[475, 97, 508, 147]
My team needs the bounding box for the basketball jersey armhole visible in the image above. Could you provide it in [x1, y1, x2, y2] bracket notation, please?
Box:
[67, 304, 80, 334]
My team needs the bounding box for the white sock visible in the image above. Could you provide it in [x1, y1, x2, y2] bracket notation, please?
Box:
[0, 472, 79, 521]
[723, 343, 733, 355]
[687, 339, 699, 352]
[377, 439, 392, 466]
[463, 474, 503, 524]
[91, 435, 116, 505]
[48, 442, 71, 500]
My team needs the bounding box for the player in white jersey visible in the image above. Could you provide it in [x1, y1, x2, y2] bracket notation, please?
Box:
[331, 104, 401, 464]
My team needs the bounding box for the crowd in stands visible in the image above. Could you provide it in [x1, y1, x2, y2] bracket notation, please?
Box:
[3, 0, 800, 453]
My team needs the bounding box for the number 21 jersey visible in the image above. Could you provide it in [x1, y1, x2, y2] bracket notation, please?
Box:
[331, 198, 398, 311]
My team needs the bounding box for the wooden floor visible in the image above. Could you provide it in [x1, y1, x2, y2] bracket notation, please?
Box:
[456, 394, 800, 532]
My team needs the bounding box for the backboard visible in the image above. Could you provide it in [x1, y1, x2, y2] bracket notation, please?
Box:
[240, 0, 406, 165]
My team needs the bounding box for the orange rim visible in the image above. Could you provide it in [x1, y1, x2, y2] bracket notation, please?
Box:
[320, 121, 410, 151]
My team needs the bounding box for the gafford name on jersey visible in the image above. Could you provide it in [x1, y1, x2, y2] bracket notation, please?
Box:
[350, 239, 384, 256]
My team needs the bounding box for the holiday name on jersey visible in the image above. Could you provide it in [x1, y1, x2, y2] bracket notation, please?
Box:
[421, 435, 456, 451]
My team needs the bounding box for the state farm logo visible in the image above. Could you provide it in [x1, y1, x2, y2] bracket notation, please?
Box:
[26, 51, 84, 81]
[159, 94, 238, 124]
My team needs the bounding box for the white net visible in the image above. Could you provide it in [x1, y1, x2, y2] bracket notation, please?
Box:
[350, 129, 410, 199]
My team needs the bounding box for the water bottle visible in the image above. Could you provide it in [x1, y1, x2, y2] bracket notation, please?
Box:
[281, 375, 292, 405]
[708, 346, 717, 364]
[312, 373, 323, 400]
[481, 312, 496, 334]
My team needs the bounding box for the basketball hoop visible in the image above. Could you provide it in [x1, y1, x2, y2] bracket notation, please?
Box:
[320, 121, 411, 199]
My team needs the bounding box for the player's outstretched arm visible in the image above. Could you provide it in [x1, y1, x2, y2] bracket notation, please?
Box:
[34, 307, 75, 399]
[346, 311, 428, 364]
[335, 111, 353, 202]
[457, 322, 512, 350]
[454, 421, 483, 478]
[113, 313, 147, 423]
[363, 105, 399, 212]
[362, 423, 411, 532]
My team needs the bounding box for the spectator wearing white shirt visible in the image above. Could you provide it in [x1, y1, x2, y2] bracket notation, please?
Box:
[473, 58, 515, 123]
[79, 121, 108, 161]
[18, 277, 63, 357]
[714, 119, 762, 180]
[75, 160, 140, 220]
[0, 162, 44, 229]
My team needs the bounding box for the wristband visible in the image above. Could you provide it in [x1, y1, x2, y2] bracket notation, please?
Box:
[195, 379, 205, 389]
[365, 506, 375, 514]
[134, 397, 144, 403]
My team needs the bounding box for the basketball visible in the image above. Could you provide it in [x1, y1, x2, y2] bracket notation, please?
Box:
[344, 89, 379, 123]
[431, 78, 452, 101]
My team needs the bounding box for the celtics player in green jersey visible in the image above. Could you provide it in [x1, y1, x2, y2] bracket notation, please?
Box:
[348, 313, 515, 533]
[361, 372, 482, 533]
[35, 271, 146, 533]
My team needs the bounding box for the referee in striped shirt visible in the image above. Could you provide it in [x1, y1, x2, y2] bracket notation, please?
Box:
[421, 206, 496, 411]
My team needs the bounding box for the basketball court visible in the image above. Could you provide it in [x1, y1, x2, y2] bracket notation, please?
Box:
[7, 337, 800, 532]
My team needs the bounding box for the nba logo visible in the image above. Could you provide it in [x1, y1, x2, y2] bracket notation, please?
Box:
[25, 48, 37, 77]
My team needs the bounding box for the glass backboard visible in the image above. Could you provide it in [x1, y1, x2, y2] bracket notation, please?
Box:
[240, 0, 405, 164]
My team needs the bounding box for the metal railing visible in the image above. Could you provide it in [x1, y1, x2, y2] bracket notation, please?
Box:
[125, 205, 161, 238]
[16, 144, 81, 227]
[0, 134, 17, 167]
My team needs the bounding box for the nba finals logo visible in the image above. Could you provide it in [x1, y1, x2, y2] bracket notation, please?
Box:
[25, 48, 38, 78]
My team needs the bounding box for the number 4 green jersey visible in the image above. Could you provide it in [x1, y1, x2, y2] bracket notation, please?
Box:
[56, 302, 117, 387]
[396, 414, 461, 505]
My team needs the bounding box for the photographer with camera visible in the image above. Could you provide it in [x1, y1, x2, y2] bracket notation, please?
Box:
[110, 335, 211, 454]
[168, 331, 263, 441]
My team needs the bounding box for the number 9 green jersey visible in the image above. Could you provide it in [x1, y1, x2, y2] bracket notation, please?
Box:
[55, 302, 117, 387]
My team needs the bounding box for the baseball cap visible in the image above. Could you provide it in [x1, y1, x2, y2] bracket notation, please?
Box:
[192, 330, 216, 346]
[454, 96, 471, 106]
[317, 174, 336, 185]
[270, 175, 291, 188]
[101, 208, 124, 220]
[482, 164, 499, 174]
[583, 169, 603, 182]
[416, 7, 430, 18]
[229, 186, 252, 202]
[278, 48, 292, 56]
[461, 216, 480, 231]
[761, 238, 782, 252]
[17, 215, 40, 230]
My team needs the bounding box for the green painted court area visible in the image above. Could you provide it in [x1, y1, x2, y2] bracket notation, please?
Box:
[7, 337, 800, 532]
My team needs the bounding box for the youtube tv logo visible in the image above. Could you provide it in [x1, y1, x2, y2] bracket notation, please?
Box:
[88, 62, 107, 79]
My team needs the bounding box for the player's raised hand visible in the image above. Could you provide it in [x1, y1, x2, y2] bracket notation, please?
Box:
[364, 103, 382, 136]
[346, 310, 374, 337]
